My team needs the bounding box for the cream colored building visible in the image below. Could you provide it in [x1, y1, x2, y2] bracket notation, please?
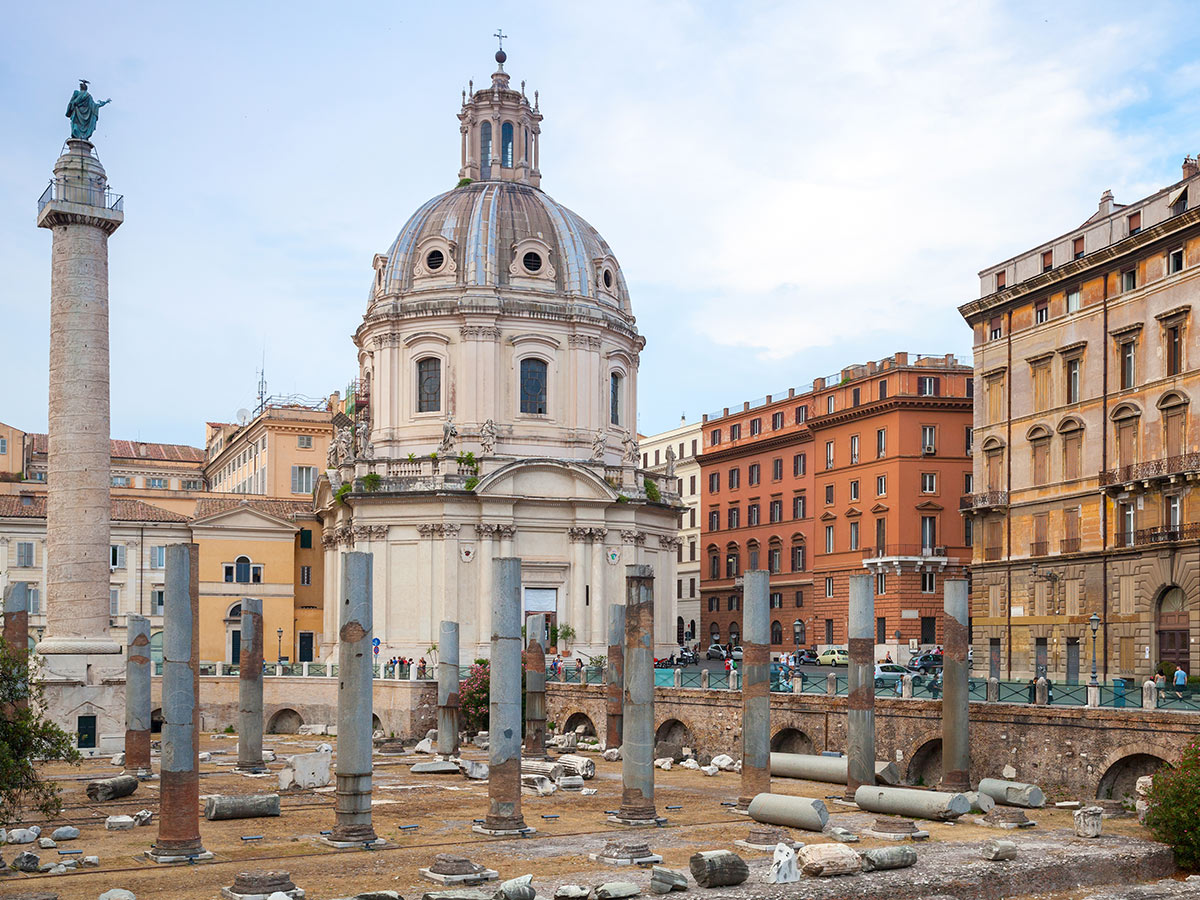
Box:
[639, 418, 703, 645]
[962, 157, 1200, 683]
[205, 402, 334, 498]
[316, 51, 681, 662]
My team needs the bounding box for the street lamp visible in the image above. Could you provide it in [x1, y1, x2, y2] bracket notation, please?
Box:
[276, 627, 284, 664]
[793, 620, 802, 647]
[1088, 612, 1101, 687]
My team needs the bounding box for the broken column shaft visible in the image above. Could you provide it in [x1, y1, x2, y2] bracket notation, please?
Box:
[124, 614, 152, 777]
[148, 543, 210, 862]
[606, 604, 625, 751]
[477, 557, 528, 834]
[2, 582, 30, 712]
[330, 551, 379, 845]
[939, 578, 970, 793]
[614, 564, 657, 825]
[845, 572, 876, 802]
[437, 620, 460, 757]
[738, 569, 770, 811]
[237, 597, 265, 772]
[523, 612, 547, 760]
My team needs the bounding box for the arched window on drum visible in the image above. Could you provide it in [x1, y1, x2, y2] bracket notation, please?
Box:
[501, 122, 514, 168]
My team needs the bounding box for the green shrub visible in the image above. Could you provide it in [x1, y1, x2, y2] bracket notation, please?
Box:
[456, 177, 473, 188]
[464, 476, 480, 490]
[223, 724, 236, 734]
[335, 483, 352, 504]
[644, 477, 661, 502]
[362, 472, 382, 492]
[1145, 737, 1200, 869]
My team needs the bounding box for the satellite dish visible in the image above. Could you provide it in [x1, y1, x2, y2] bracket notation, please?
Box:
[236, 408, 251, 425]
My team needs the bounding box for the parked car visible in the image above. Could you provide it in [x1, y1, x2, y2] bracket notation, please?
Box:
[729, 646, 744, 661]
[706, 644, 728, 660]
[908, 652, 944, 675]
[874, 662, 909, 687]
[817, 647, 849, 666]
[795, 649, 819, 666]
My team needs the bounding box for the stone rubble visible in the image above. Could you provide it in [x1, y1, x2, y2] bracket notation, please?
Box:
[798, 843, 862, 877]
[710, 754, 735, 771]
[602, 747, 621, 762]
[653, 757, 673, 771]
[133, 809, 154, 826]
[105, 815, 135, 831]
[37, 837, 56, 849]
[649, 867, 689, 893]
[12, 850, 40, 871]
[763, 843, 800, 884]
[51, 826, 80, 841]
[494, 874, 535, 900]
[594, 882, 640, 899]
[553, 886, 590, 900]
[861, 846, 918, 871]
[981, 839, 1018, 861]
[1074, 806, 1104, 838]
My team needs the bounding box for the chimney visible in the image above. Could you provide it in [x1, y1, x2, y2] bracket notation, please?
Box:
[1183, 156, 1199, 180]
[1098, 190, 1115, 216]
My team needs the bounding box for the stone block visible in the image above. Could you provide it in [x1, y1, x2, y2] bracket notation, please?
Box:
[980, 840, 1017, 861]
[12, 851, 40, 872]
[711, 754, 735, 771]
[602, 747, 621, 762]
[105, 815, 135, 831]
[458, 760, 489, 780]
[689, 850, 749, 887]
[52, 826, 80, 841]
[649, 867, 689, 893]
[594, 882, 640, 899]
[798, 843, 861, 876]
[411, 761, 460, 775]
[554, 887, 589, 900]
[763, 843, 799, 884]
[87, 775, 139, 802]
[653, 758, 673, 770]
[278, 750, 332, 790]
[861, 847, 917, 871]
[495, 875, 535, 900]
[6, 827, 39, 843]
[1074, 806, 1104, 838]
[37, 837, 56, 849]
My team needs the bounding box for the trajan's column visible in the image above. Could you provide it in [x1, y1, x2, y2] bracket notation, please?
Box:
[34, 81, 125, 754]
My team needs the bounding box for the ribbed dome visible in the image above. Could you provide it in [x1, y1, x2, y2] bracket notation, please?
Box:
[378, 181, 631, 315]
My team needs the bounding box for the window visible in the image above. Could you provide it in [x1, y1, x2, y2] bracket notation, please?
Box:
[825, 441, 834, 470]
[182, 479, 203, 491]
[729, 468, 740, 489]
[849, 435, 859, 464]
[877, 616, 887, 643]
[727, 595, 738, 611]
[727, 507, 740, 529]
[709, 472, 720, 493]
[921, 572, 936, 594]
[297, 435, 313, 449]
[519, 358, 548, 414]
[1035, 302, 1048, 324]
[748, 463, 760, 485]
[417, 357, 441, 412]
[1122, 269, 1137, 292]
[1065, 358, 1081, 403]
[876, 428, 886, 458]
[610, 373, 622, 425]
[1167, 494, 1182, 530]
[990, 319, 1003, 340]
[1042, 249, 1053, 272]
[689, 475, 696, 495]
[1072, 236, 1085, 260]
[110, 588, 119, 617]
[301, 565, 312, 586]
[875, 517, 886, 550]
[824, 484, 834, 504]
[726, 552, 739, 578]
[964, 472, 974, 492]
[921, 425, 936, 452]
[689, 577, 696, 596]
[986, 374, 1005, 423]
[747, 503, 760, 526]
[0, 437, 5, 455]
[1172, 189, 1188, 217]
[148, 477, 167, 489]
[995, 270, 1006, 290]
[1066, 287, 1081, 313]
[112, 475, 130, 487]
[709, 554, 720, 579]
[110, 544, 126, 569]
[291, 465, 317, 494]
[793, 494, 807, 518]
[768, 548, 781, 573]
[825, 577, 834, 598]
[151, 589, 164, 616]
[795, 405, 808, 424]
[16, 541, 34, 567]
[876, 474, 886, 495]
[793, 453, 806, 476]
[708, 509, 719, 531]
[689, 509, 696, 529]
[711, 429, 722, 446]
[852, 387, 861, 406]
[1128, 211, 1141, 235]
[1167, 324, 1183, 375]
[824, 525, 834, 553]
[795, 590, 804, 609]
[920, 515, 937, 551]
[875, 572, 886, 595]
[964, 517, 974, 547]
[772, 458, 783, 480]
[772, 411, 784, 430]
[1032, 361, 1050, 411]
[501, 121, 514, 167]
[1119, 342, 1135, 389]
[480, 120, 492, 172]
[730, 423, 742, 441]
[878, 380, 888, 400]
[750, 418, 762, 436]
[918, 376, 940, 396]
[770, 619, 783, 645]
[149, 545, 165, 569]
[849, 480, 859, 501]
[791, 545, 806, 571]
[769, 498, 782, 522]
[921, 473, 936, 493]
[849, 521, 859, 550]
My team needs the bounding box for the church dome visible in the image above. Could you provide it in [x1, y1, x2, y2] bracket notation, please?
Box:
[376, 181, 631, 317]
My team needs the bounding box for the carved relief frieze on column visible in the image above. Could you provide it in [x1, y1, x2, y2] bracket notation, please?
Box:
[656, 535, 682, 551]
[370, 332, 403, 349]
[461, 326, 501, 341]
[497, 525, 517, 540]
[322, 532, 338, 549]
[620, 529, 647, 545]
[475, 523, 500, 538]
[418, 523, 463, 538]
[369, 525, 388, 539]
[568, 526, 592, 543]
[590, 527, 608, 541]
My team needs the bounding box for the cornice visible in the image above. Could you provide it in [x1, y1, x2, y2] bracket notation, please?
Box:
[699, 429, 813, 463]
[806, 395, 972, 431]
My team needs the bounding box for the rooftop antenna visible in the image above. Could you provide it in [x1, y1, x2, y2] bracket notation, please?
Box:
[236, 408, 251, 426]
[256, 348, 267, 414]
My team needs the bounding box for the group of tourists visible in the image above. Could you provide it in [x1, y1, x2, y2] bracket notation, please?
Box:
[382, 656, 428, 678]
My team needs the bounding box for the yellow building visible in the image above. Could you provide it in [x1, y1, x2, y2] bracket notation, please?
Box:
[205, 401, 335, 498]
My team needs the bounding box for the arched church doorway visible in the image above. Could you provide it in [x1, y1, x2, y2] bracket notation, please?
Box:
[225, 602, 243, 665]
[1157, 586, 1190, 675]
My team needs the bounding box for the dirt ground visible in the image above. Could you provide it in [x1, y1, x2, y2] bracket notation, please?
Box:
[0, 735, 1180, 900]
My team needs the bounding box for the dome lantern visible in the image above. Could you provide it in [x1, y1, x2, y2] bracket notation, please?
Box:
[458, 46, 542, 187]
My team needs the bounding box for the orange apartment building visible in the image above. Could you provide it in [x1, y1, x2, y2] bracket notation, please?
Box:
[699, 352, 974, 658]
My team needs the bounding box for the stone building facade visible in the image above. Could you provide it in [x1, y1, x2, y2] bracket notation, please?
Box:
[315, 52, 680, 662]
[205, 402, 334, 498]
[961, 158, 1200, 682]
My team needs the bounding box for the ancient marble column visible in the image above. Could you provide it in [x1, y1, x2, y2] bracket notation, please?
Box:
[939, 578, 971, 793]
[148, 544, 211, 862]
[738, 570, 770, 810]
[237, 597, 265, 773]
[606, 603, 625, 750]
[476, 557, 529, 834]
[613, 565, 657, 825]
[437, 619, 461, 757]
[3, 582, 30, 712]
[36, 137, 125, 748]
[124, 614, 152, 777]
[524, 613, 547, 760]
[845, 572, 876, 803]
[330, 552, 381, 846]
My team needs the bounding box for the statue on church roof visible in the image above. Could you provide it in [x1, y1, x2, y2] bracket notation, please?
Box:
[66, 80, 110, 141]
[480, 418, 498, 455]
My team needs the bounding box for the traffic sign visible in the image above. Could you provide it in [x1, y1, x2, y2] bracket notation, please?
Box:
[372, 637, 381, 647]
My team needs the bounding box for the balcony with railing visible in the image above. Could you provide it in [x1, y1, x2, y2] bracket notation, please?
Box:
[1116, 522, 1200, 548]
[985, 546, 1003, 561]
[37, 179, 124, 214]
[960, 491, 1009, 511]
[1100, 452, 1200, 488]
[1029, 541, 1049, 557]
[1060, 537, 1081, 553]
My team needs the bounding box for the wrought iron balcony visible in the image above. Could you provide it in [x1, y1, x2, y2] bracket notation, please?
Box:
[1099, 452, 1200, 488]
[1060, 537, 1081, 553]
[985, 546, 1003, 561]
[1029, 541, 1049, 557]
[960, 490, 1009, 511]
[1117, 522, 1200, 547]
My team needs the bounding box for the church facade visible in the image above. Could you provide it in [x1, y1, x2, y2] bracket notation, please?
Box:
[315, 51, 681, 661]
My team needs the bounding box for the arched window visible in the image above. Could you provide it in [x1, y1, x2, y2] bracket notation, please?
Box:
[688, 619, 696, 640]
[610, 372, 623, 426]
[520, 358, 548, 414]
[710, 622, 721, 642]
[480, 121, 492, 178]
[417, 357, 441, 412]
[228, 602, 243, 619]
[730, 622, 740, 645]
[771, 620, 783, 645]
[501, 122, 514, 167]
[234, 557, 251, 584]
[676, 616, 684, 644]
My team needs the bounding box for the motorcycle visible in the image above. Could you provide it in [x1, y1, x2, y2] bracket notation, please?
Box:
[677, 647, 699, 666]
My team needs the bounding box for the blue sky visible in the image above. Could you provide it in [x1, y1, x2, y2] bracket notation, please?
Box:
[3, 1, 1200, 446]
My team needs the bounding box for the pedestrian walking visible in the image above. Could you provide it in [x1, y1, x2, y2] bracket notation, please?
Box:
[1174, 665, 1188, 699]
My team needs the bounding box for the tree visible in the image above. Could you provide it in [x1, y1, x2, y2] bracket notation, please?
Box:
[1144, 737, 1200, 870]
[0, 637, 80, 823]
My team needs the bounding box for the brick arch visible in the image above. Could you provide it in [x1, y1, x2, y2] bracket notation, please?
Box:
[902, 728, 945, 785]
[1094, 741, 1174, 800]
[654, 716, 695, 749]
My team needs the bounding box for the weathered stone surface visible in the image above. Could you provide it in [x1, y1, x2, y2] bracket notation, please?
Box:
[861, 846, 917, 871]
[105, 815, 135, 831]
[649, 867, 688, 893]
[689, 850, 749, 887]
[798, 843, 862, 876]
[429, 855, 487, 876]
[458, 760, 489, 780]
[493, 874, 534, 900]
[557, 775, 585, 791]
[980, 806, 1033, 828]
[51, 826, 80, 841]
[654, 741, 683, 762]
[98, 891, 138, 900]
[82, 855, 100, 866]
[205, 794, 281, 820]
[412, 761, 460, 775]
[602, 747, 621, 762]
[763, 844, 799, 884]
[38, 837, 56, 849]
[414, 738, 435, 753]
[228, 870, 298, 895]
[711, 754, 735, 771]
[699, 765, 718, 776]
[595, 882, 640, 899]
[679, 759, 700, 770]
[558, 754, 596, 779]
[422, 891, 493, 900]
[7, 826, 41, 843]
[597, 839, 655, 861]
[132, 809, 153, 826]
[653, 757, 673, 771]
[278, 750, 332, 790]
[828, 826, 859, 843]
[554, 887, 589, 900]
[981, 840, 1017, 861]
[12, 851, 40, 872]
[520, 774, 556, 795]
[1075, 806, 1104, 838]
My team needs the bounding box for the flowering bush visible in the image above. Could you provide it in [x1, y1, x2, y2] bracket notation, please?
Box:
[1144, 737, 1200, 870]
[460, 661, 491, 733]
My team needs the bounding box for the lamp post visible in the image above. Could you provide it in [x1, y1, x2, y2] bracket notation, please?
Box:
[276, 627, 283, 664]
[1088, 612, 1101, 687]
[793, 620, 801, 647]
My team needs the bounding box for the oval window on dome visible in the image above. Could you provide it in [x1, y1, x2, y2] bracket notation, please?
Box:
[522, 251, 543, 274]
[603, 268, 613, 289]
[426, 249, 445, 272]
